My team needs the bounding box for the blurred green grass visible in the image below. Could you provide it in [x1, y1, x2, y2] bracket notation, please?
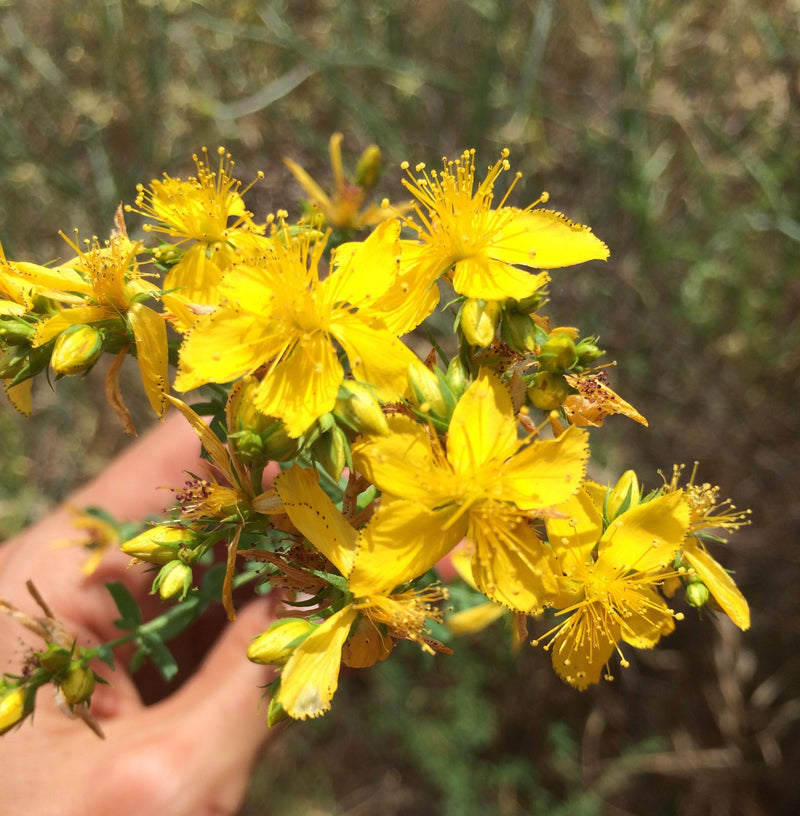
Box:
[2, 1, 799, 813]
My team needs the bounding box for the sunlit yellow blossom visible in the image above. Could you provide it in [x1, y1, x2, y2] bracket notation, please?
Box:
[374, 149, 609, 333]
[663, 464, 751, 630]
[272, 465, 447, 720]
[353, 369, 589, 612]
[284, 132, 404, 232]
[128, 147, 268, 304]
[17, 232, 170, 421]
[538, 481, 690, 689]
[174, 218, 418, 437]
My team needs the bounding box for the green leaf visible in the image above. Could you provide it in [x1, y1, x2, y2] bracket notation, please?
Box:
[94, 644, 116, 670]
[137, 631, 179, 682]
[106, 581, 142, 629]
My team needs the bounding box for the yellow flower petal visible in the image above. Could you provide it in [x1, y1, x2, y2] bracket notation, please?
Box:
[352, 415, 443, 506]
[470, 515, 558, 612]
[326, 219, 401, 307]
[128, 302, 169, 418]
[275, 465, 358, 577]
[500, 425, 589, 510]
[350, 500, 465, 596]
[278, 605, 358, 720]
[683, 543, 750, 630]
[599, 492, 690, 575]
[175, 310, 279, 391]
[446, 601, 505, 636]
[546, 485, 604, 567]
[255, 332, 344, 437]
[492, 209, 609, 269]
[451, 256, 549, 301]
[446, 369, 519, 475]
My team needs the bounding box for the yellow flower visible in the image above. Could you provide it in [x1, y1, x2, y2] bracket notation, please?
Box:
[174, 218, 418, 437]
[375, 149, 609, 333]
[352, 369, 589, 612]
[284, 132, 402, 233]
[663, 464, 751, 630]
[129, 147, 268, 304]
[272, 465, 447, 720]
[19, 232, 170, 421]
[538, 480, 690, 689]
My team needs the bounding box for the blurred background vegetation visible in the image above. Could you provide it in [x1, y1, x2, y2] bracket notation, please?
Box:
[1, 1, 798, 813]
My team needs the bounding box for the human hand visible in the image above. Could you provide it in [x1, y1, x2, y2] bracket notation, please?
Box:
[0, 415, 279, 816]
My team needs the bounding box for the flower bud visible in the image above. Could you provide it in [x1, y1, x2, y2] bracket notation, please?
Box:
[685, 578, 710, 609]
[0, 316, 36, 345]
[0, 686, 33, 735]
[59, 663, 96, 706]
[445, 355, 471, 401]
[36, 645, 72, 675]
[153, 560, 193, 601]
[539, 333, 578, 372]
[354, 144, 382, 190]
[575, 336, 604, 367]
[460, 298, 501, 347]
[606, 470, 641, 520]
[335, 381, 389, 435]
[527, 372, 571, 411]
[51, 325, 103, 376]
[407, 360, 448, 418]
[121, 525, 196, 566]
[313, 424, 349, 482]
[510, 292, 542, 314]
[500, 312, 537, 353]
[247, 618, 317, 666]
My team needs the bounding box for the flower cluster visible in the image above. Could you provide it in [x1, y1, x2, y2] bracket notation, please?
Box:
[0, 137, 750, 729]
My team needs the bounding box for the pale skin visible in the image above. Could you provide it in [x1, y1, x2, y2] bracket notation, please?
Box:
[0, 414, 279, 816]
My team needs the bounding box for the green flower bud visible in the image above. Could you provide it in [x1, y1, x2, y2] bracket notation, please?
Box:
[445, 355, 471, 401]
[36, 645, 72, 675]
[575, 336, 604, 367]
[500, 311, 537, 353]
[539, 333, 578, 372]
[313, 424, 349, 482]
[51, 325, 103, 376]
[0, 686, 33, 735]
[247, 618, 317, 666]
[685, 579, 710, 609]
[511, 293, 543, 314]
[460, 298, 501, 347]
[354, 144, 382, 190]
[154, 560, 193, 601]
[59, 663, 96, 706]
[606, 470, 641, 520]
[121, 525, 196, 566]
[259, 419, 301, 461]
[527, 372, 572, 411]
[335, 381, 389, 435]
